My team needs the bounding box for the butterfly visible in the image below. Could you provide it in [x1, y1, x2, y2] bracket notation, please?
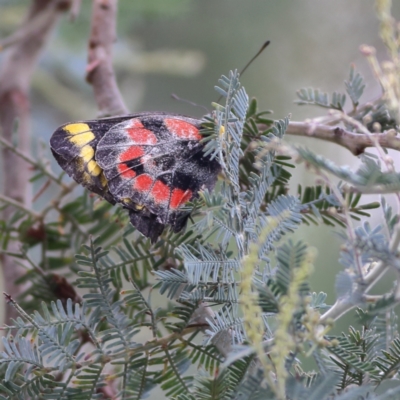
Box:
[50, 112, 220, 242]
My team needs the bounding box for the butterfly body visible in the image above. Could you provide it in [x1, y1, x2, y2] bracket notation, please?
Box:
[50, 112, 220, 242]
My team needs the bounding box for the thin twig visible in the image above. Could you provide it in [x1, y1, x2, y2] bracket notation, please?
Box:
[335, 111, 400, 213]
[39, 181, 77, 219]
[69, 0, 82, 21]
[0, 194, 40, 218]
[286, 121, 400, 155]
[320, 224, 400, 323]
[21, 248, 47, 277]
[86, 0, 128, 116]
[345, 184, 400, 195]
[0, 136, 66, 187]
[0, 2, 64, 51]
[32, 179, 51, 203]
[53, 203, 88, 237]
[318, 172, 364, 279]
[110, 325, 205, 361]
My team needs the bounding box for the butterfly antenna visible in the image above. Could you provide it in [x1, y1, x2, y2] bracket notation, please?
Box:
[240, 40, 270, 76]
[216, 40, 270, 104]
[171, 93, 210, 114]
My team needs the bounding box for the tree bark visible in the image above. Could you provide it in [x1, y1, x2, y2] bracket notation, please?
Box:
[86, 0, 128, 116]
[285, 121, 400, 156]
[0, 0, 69, 323]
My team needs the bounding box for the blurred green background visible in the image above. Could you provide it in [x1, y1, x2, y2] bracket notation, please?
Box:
[1, 0, 400, 371]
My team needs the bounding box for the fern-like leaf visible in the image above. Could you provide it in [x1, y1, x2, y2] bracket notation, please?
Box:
[296, 87, 346, 110]
[345, 64, 365, 108]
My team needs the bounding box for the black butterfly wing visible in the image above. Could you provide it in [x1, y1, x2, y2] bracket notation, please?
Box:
[50, 116, 136, 204]
[50, 112, 221, 242]
[95, 114, 221, 233]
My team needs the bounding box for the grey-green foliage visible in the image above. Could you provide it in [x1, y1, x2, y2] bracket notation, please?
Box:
[295, 65, 395, 132]
[297, 149, 400, 192]
[345, 64, 365, 107]
[296, 65, 365, 111]
[296, 87, 347, 110]
[2, 71, 400, 400]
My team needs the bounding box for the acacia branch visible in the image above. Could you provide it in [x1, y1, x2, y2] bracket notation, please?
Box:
[0, 0, 70, 323]
[0, 6, 58, 51]
[86, 0, 128, 116]
[286, 121, 400, 155]
[319, 224, 400, 323]
[0, 136, 66, 187]
[0, 195, 40, 219]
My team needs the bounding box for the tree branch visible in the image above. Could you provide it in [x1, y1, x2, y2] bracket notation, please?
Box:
[286, 121, 400, 156]
[0, 194, 40, 219]
[319, 224, 400, 323]
[0, 136, 66, 187]
[0, 0, 69, 323]
[86, 0, 128, 116]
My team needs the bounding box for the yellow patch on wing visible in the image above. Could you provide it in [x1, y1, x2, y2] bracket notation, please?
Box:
[100, 172, 108, 188]
[79, 144, 102, 177]
[63, 123, 95, 147]
[121, 197, 132, 205]
[75, 158, 84, 172]
[74, 158, 95, 185]
[81, 171, 93, 185]
[64, 123, 91, 135]
[80, 145, 95, 162]
[87, 160, 102, 176]
[62, 123, 108, 188]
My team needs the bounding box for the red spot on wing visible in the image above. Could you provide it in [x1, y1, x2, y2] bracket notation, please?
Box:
[118, 163, 136, 179]
[122, 119, 157, 145]
[127, 128, 157, 145]
[129, 119, 145, 129]
[119, 146, 144, 162]
[170, 188, 193, 209]
[151, 180, 171, 204]
[164, 119, 202, 140]
[133, 174, 153, 193]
